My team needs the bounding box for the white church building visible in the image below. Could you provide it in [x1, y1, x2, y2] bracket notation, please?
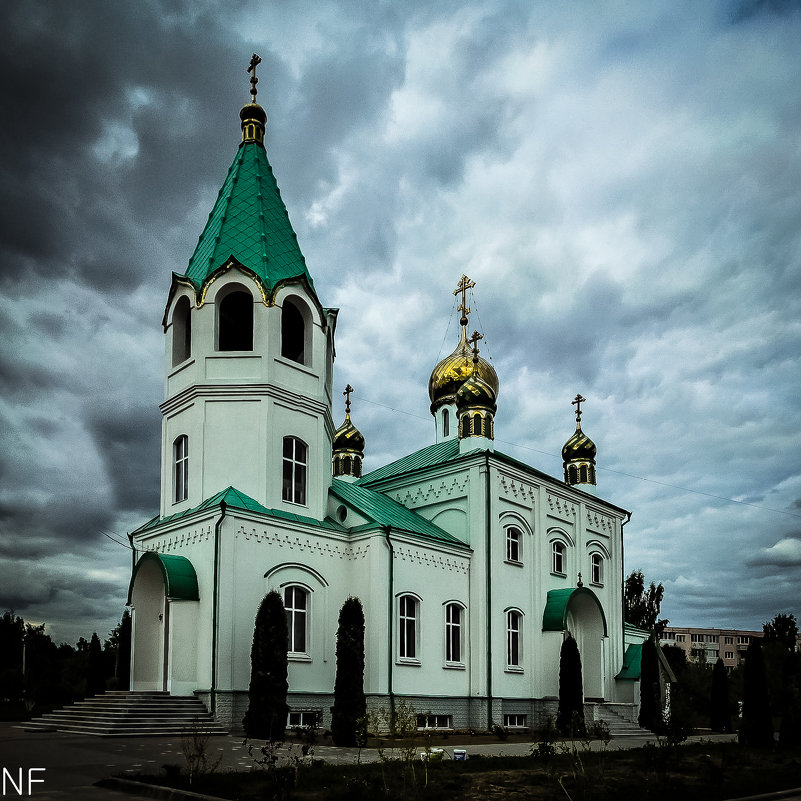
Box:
[127, 65, 638, 732]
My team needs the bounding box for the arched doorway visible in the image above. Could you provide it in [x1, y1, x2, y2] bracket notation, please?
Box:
[543, 587, 607, 700]
[127, 552, 199, 692]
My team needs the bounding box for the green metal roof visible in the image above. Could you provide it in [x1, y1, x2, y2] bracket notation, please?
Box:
[183, 139, 314, 298]
[331, 479, 468, 548]
[133, 486, 345, 534]
[360, 439, 461, 485]
[127, 551, 199, 604]
[542, 587, 608, 635]
[616, 643, 643, 680]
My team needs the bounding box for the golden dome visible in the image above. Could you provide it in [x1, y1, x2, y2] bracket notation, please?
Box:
[333, 417, 365, 455]
[456, 368, 497, 413]
[562, 424, 597, 463]
[429, 329, 499, 412]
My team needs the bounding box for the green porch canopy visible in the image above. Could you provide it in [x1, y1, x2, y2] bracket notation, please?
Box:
[127, 552, 199, 604]
[542, 587, 608, 635]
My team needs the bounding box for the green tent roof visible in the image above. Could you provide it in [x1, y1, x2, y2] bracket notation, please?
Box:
[360, 439, 461, 485]
[133, 486, 345, 534]
[542, 587, 608, 635]
[183, 138, 314, 298]
[331, 479, 468, 547]
[127, 552, 199, 603]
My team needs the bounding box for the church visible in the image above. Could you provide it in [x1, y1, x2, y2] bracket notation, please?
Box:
[127, 61, 639, 733]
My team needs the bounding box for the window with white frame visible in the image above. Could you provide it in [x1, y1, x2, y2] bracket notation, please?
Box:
[506, 527, 522, 563]
[725, 651, 734, 660]
[507, 610, 522, 668]
[552, 541, 566, 575]
[591, 553, 603, 585]
[173, 435, 188, 503]
[282, 436, 307, 504]
[284, 585, 308, 654]
[399, 595, 419, 660]
[287, 711, 321, 729]
[445, 603, 463, 664]
[504, 714, 527, 728]
[417, 714, 452, 730]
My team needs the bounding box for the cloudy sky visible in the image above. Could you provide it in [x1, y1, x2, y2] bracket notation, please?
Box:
[1, 0, 800, 646]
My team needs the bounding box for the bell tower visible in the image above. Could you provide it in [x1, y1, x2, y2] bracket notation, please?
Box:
[159, 56, 337, 522]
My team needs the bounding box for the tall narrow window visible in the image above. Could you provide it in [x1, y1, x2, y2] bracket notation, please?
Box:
[473, 412, 482, 436]
[552, 541, 566, 575]
[442, 409, 450, 437]
[399, 595, 418, 659]
[218, 290, 253, 351]
[173, 435, 188, 503]
[445, 603, 462, 663]
[591, 553, 603, 585]
[284, 586, 308, 653]
[506, 527, 522, 563]
[507, 610, 521, 667]
[281, 299, 305, 363]
[282, 437, 307, 505]
[171, 296, 192, 366]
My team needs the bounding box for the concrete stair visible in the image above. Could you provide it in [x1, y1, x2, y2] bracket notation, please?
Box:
[592, 704, 649, 737]
[21, 690, 227, 737]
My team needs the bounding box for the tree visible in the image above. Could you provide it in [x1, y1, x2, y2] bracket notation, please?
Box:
[0, 612, 25, 701]
[778, 649, 801, 747]
[557, 634, 585, 735]
[87, 633, 106, 695]
[639, 636, 661, 731]
[331, 597, 367, 746]
[710, 657, 731, 732]
[243, 591, 289, 740]
[624, 570, 668, 635]
[763, 613, 798, 652]
[739, 640, 774, 747]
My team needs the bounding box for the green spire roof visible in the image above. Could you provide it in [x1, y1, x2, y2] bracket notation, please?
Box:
[183, 137, 314, 298]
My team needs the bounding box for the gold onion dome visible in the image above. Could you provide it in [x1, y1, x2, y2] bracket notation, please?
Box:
[456, 367, 497, 413]
[429, 329, 499, 412]
[561, 425, 597, 463]
[333, 416, 365, 454]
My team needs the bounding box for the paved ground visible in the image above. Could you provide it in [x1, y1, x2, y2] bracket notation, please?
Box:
[0, 722, 794, 801]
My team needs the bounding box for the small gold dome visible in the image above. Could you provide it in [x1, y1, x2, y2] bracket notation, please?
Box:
[333, 417, 365, 455]
[429, 330, 499, 412]
[562, 425, 597, 463]
[456, 369, 497, 413]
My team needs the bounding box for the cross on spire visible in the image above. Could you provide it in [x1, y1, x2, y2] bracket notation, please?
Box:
[572, 394, 586, 424]
[453, 274, 476, 328]
[468, 330, 483, 364]
[247, 54, 262, 103]
[343, 384, 354, 418]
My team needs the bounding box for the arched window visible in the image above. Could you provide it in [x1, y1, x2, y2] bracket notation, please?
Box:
[473, 412, 482, 436]
[281, 299, 306, 364]
[399, 595, 419, 660]
[218, 290, 253, 351]
[507, 610, 522, 667]
[171, 296, 192, 366]
[284, 585, 308, 653]
[506, 527, 522, 563]
[173, 435, 188, 503]
[282, 437, 307, 505]
[591, 553, 604, 585]
[442, 409, 450, 437]
[552, 541, 566, 575]
[445, 603, 463, 663]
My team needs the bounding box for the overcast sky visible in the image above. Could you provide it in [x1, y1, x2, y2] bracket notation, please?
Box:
[1, 0, 800, 646]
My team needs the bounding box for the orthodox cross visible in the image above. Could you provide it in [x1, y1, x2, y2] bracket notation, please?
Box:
[453, 274, 476, 327]
[343, 384, 354, 417]
[247, 54, 262, 102]
[572, 394, 586, 424]
[577, 572, 584, 588]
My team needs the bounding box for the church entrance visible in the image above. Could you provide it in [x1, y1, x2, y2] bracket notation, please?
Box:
[543, 587, 608, 700]
[127, 552, 200, 693]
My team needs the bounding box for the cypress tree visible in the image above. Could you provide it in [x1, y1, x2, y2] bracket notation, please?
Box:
[118, 610, 132, 689]
[243, 591, 289, 740]
[638, 636, 660, 731]
[710, 657, 731, 732]
[739, 640, 774, 747]
[87, 632, 106, 695]
[331, 596, 367, 746]
[557, 634, 585, 735]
